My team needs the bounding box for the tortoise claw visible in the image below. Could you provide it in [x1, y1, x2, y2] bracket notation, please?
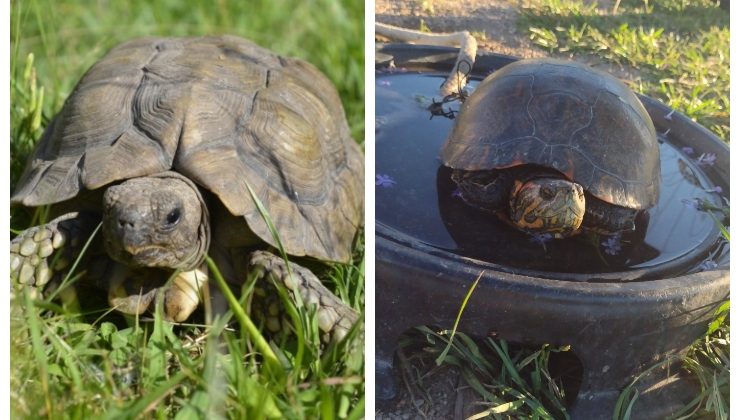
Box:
[107, 266, 208, 322]
[248, 250, 359, 343]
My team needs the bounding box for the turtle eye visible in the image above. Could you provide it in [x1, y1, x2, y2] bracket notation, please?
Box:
[164, 208, 181, 227]
[540, 186, 555, 200]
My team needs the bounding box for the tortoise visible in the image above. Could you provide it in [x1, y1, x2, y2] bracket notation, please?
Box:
[10, 35, 363, 341]
[440, 58, 660, 237]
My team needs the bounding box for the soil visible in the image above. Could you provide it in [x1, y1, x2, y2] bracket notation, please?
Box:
[376, 0, 545, 58]
[375, 0, 641, 81]
[375, 354, 485, 420]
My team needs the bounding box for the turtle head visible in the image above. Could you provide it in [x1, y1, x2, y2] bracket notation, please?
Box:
[509, 177, 586, 237]
[102, 172, 210, 271]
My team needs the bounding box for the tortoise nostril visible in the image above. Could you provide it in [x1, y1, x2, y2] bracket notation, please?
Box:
[118, 218, 135, 229]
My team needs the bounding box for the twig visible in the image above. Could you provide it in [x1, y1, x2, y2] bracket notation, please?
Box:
[376, 22, 477, 97]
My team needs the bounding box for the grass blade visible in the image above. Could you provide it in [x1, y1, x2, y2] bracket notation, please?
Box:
[243, 181, 308, 370]
[436, 271, 484, 365]
[47, 221, 102, 301]
[206, 256, 283, 375]
[23, 288, 54, 418]
[112, 370, 189, 419]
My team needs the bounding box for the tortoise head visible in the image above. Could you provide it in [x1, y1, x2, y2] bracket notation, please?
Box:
[509, 178, 586, 237]
[102, 172, 210, 271]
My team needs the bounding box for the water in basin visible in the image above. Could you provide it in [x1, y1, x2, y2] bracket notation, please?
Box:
[376, 73, 724, 274]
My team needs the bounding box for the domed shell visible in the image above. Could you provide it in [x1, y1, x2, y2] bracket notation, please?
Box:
[11, 36, 363, 263]
[441, 58, 659, 209]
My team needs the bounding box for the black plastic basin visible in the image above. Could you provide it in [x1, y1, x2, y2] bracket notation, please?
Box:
[375, 44, 729, 419]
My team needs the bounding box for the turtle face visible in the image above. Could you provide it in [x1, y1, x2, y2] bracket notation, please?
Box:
[102, 174, 210, 270]
[509, 178, 586, 237]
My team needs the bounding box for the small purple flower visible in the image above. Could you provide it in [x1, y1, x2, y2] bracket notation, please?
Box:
[706, 186, 723, 194]
[697, 260, 718, 272]
[378, 80, 392, 86]
[664, 109, 675, 121]
[451, 188, 464, 199]
[601, 233, 622, 256]
[681, 147, 695, 156]
[681, 198, 700, 210]
[696, 153, 717, 167]
[375, 174, 396, 187]
[528, 232, 553, 248]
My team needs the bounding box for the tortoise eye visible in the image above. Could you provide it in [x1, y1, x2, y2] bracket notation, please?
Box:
[165, 208, 181, 227]
[540, 186, 555, 200]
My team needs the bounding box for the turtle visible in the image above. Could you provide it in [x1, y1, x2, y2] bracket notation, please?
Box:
[9, 35, 363, 342]
[440, 58, 660, 238]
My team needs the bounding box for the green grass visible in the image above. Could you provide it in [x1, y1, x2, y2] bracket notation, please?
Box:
[520, 0, 729, 141]
[10, 0, 364, 418]
[402, 327, 572, 418]
[406, 291, 728, 419]
[393, 1, 729, 418]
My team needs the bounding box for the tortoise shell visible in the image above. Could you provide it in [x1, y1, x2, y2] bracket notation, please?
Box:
[441, 58, 659, 210]
[11, 35, 363, 263]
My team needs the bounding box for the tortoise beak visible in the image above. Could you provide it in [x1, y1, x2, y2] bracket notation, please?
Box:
[103, 204, 156, 264]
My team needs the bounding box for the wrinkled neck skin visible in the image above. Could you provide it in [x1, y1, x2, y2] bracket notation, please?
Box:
[102, 171, 211, 271]
[508, 175, 586, 238]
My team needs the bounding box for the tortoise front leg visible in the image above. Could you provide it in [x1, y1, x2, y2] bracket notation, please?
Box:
[10, 212, 99, 295]
[107, 264, 208, 323]
[248, 250, 360, 342]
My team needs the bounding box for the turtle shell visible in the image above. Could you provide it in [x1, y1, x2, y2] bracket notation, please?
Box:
[441, 58, 659, 209]
[11, 35, 363, 263]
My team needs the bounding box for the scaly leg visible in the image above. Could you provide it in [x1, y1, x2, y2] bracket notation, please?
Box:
[10, 212, 99, 296]
[248, 250, 360, 342]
